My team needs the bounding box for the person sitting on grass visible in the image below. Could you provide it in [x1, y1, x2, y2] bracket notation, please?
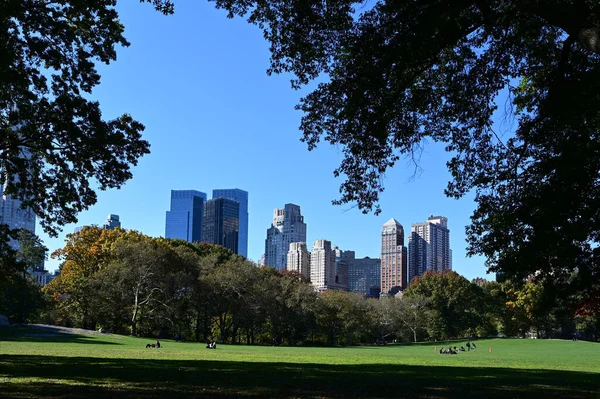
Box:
[156, 340, 161, 349]
[466, 341, 471, 351]
[439, 347, 444, 354]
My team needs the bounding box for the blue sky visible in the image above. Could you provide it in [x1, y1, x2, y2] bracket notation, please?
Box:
[38, 1, 499, 281]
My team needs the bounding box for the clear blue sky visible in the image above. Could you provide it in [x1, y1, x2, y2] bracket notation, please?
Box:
[38, 1, 498, 281]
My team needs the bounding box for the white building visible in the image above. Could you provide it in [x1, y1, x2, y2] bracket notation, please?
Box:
[310, 239, 336, 291]
[287, 242, 310, 280]
[264, 204, 306, 270]
[409, 215, 451, 282]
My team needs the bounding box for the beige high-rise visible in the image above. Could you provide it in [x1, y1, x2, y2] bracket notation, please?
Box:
[380, 218, 408, 295]
[310, 239, 336, 291]
[287, 242, 310, 281]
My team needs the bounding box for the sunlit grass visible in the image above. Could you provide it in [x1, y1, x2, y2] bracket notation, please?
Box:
[0, 326, 599, 398]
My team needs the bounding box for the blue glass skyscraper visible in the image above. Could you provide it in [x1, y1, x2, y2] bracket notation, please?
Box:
[212, 188, 248, 257]
[165, 190, 207, 242]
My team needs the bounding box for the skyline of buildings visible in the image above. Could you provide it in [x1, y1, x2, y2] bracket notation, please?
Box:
[164, 188, 248, 256]
[4, 171, 458, 292]
[264, 204, 306, 270]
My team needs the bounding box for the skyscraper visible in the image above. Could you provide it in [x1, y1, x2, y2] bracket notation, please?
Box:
[287, 242, 310, 280]
[165, 190, 207, 242]
[381, 218, 408, 295]
[310, 239, 336, 291]
[0, 170, 36, 251]
[409, 215, 451, 282]
[102, 214, 121, 230]
[264, 204, 306, 270]
[333, 246, 349, 290]
[202, 198, 240, 254]
[212, 189, 249, 257]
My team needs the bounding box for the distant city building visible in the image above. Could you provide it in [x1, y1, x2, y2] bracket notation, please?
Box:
[102, 214, 121, 230]
[333, 246, 349, 290]
[213, 189, 249, 258]
[409, 215, 451, 282]
[258, 254, 266, 267]
[31, 270, 54, 287]
[264, 204, 307, 270]
[310, 239, 336, 291]
[381, 218, 408, 295]
[346, 252, 381, 297]
[202, 198, 239, 254]
[0, 167, 36, 251]
[287, 242, 310, 280]
[165, 190, 207, 242]
[472, 277, 488, 287]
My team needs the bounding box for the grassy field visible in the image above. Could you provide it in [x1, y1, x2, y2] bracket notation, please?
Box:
[0, 326, 599, 398]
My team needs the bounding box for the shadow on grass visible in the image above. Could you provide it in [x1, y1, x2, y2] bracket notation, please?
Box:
[0, 354, 598, 399]
[0, 326, 121, 345]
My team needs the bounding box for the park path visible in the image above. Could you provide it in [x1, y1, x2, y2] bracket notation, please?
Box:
[25, 324, 109, 336]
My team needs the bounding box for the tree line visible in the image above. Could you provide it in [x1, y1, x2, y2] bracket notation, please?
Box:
[11, 227, 589, 345]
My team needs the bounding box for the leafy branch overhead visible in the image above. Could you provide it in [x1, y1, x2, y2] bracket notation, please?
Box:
[0, 0, 173, 236]
[209, 0, 600, 291]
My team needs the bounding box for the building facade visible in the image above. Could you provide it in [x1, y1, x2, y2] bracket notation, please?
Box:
[409, 215, 451, 282]
[347, 253, 381, 297]
[333, 246, 349, 291]
[0, 178, 36, 250]
[102, 214, 121, 230]
[264, 204, 307, 270]
[165, 190, 207, 242]
[212, 189, 249, 257]
[381, 218, 408, 295]
[287, 242, 310, 280]
[310, 239, 336, 291]
[202, 198, 240, 254]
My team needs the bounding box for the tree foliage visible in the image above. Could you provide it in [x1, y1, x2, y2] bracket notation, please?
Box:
[208, 0, 600, 292]
[0, 0, 172, 237]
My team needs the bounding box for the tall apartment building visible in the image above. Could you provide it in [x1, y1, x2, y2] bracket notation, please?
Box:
[264, 204, 306, 270]
[165, 190, 207, 242]
[202, 198, 240, 254]
[212, 189, 249, 257]
[102, 214, 121, 230]
[409, 215, 451, 282]
[381, 218, 408, 295]
[287, 242, 310, 280]
[346, 252, 381, 297]
[0, 172, 36, 250]
[333, 246, 349, 291]
[310, 239, 336, 291]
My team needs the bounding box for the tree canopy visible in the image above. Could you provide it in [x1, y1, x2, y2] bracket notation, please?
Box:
[208, 0, 600, 292]
[0, 0, 172, 237]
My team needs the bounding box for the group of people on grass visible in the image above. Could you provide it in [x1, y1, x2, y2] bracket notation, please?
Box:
[206, 341, 217, 349]
[439, 341, 476, 355]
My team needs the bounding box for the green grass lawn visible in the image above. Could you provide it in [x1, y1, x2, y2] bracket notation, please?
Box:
[1, 326, 599, 398]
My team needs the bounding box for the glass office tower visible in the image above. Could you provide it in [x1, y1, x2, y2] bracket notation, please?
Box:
[212, 189, 248, 257]
[165, 190, 207, 242]
[202, 198, 240, 254]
